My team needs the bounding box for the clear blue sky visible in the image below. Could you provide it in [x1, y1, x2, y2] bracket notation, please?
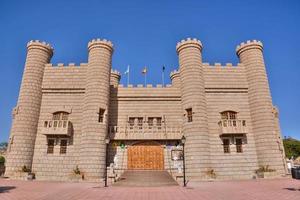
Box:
[0, 0, 299, 142]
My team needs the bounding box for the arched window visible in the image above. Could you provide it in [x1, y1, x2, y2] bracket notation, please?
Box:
[220, 111, 237, 120]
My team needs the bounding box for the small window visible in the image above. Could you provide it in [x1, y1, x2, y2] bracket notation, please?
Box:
[60, 139, 68, 154]
[98, 108, 105, 123]
[236, 138, 243, 153]
[148, 117, 154, 128]
[223, 138, 230, 153]
[129, 117, 135, 129]
[137, 117, 143, 129]
[186, 108, 193, 122]
[221, 111, 237, 120]
[44, 121, 48, 128]
[52, 112, 69, 121]
[156, 117, 162, 129]
[47, 139, 55, 154]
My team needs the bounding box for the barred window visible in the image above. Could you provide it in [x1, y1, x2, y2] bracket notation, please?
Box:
[186, 108, 193, 122]
[221, 111, 237, 120]
[52, 112, 69, 120]
[148, 117, 154, 128]
[129, 117, 135, 129]
[223, 138, 230, 153]
[47, 139, 55, 154]
[156, 117, 162, 129]
[60, 139, 68, 154]
[236, 138, 243, 153]
[138, 117, 143, 129]
[98, 108, 105, 123]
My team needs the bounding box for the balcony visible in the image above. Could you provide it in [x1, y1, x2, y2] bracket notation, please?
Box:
[218, 119, 248, 135]
[108, 125, 183, 140]
[42, 120, 73, 136]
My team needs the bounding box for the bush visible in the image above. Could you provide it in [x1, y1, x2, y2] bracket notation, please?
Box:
[0, 156, 5, 165]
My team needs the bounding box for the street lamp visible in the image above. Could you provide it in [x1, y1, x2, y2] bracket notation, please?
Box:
[104, 138, 110, 187]
[181, 135, 186, 187]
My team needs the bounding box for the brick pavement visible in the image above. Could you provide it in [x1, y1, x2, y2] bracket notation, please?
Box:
[0, 178, 299, 200]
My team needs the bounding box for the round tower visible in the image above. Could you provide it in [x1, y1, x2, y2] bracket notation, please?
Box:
[170, 70, 180, 88]
[80, 39, 113, 181]
[176, 38, 210, 180]
[236, 40, 286, 174]
[5, 40, 53, 177]
[110, 69, 121, 87]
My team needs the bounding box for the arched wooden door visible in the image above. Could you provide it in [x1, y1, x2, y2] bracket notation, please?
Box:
[127, 142, 164, 170]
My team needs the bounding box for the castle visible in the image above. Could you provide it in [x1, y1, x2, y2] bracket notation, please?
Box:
[5, 38, 287, 182]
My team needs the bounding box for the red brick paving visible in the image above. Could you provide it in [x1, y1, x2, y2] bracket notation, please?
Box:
[0, 178, 299, 200]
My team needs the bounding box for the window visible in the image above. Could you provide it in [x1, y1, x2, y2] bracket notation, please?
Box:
[129, 117, 135, 129]
[186, 108, 193, 122]
[236, 138, 243, 153]
[156, 117, 162, 129]
[223, 138, 230, 153]
[47, 139, 55, 154]
[60, 139, 68, 154]
[148, 117, 154, 129]
[52, 112, 69, 121]
[98, 108, 105, 123]
[221, 111, 237, 120]
[137, 117, 143, 129]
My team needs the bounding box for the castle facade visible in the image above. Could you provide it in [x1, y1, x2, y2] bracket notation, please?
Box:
[5, 38, 287, 182]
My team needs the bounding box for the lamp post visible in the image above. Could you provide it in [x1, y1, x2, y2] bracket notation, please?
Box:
[181, 135, 186, 187]
[104, 138, 110, 187]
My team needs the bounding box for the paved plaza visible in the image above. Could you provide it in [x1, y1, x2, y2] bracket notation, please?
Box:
[0, 178, 299, 200]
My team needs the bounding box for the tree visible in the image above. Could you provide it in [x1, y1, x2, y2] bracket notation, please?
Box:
[0, 142, 8, 151]
[283, 137, 300, 159]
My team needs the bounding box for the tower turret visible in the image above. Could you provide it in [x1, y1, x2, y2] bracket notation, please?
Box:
[110, 69, 121, 87]
[236, 40, 286, 174]
[176, 38, 210, 180]
[5, 40, 53, 177]
[170, 70, 180, 88]
[80, 39, 113, 181]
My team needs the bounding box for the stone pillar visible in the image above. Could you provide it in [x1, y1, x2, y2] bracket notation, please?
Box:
[236, 40, 286, 174]
[110, 69, 121, 87]
[170, 70, 181, 88]
[176, 38, 210, 180]
[80, 39, 113, 181]
[5, 40, 53, 177]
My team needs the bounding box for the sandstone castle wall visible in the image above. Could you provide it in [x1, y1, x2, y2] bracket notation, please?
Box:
[5, 38, 287, 181]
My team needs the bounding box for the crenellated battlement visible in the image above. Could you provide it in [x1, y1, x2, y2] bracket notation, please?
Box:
[88, 38, 114, 53]
[170, 69, 179, 78]
[176, 38, 202, 53]
[117, 84, 172, 88]
[111, 69, 121, 76]
[45, 63, 88, 68]
[202, 62, 243, 68]
[27, 40, 54, 56]
[236, 40, 263, 56]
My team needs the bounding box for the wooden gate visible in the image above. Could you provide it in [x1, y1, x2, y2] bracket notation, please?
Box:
[127, 142, 164, 170]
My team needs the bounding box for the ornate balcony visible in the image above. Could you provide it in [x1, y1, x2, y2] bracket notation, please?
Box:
[42, 120, 73, 136]
[218, 119, 248, 135]
[108, 124, 182, 140]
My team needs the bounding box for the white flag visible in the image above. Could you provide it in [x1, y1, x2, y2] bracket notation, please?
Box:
[124, 65, 130, 75]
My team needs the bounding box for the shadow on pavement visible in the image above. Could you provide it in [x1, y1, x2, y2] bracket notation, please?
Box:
[0, 186, 16, 193]
[283, 187, 300, 191]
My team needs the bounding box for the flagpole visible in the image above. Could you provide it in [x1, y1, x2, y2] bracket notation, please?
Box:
[127, 65, 130, 86]
[144, 73, 147, 87]
[162, 70, 165, 87]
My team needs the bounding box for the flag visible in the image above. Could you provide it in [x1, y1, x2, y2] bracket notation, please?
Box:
[162, 65, 165, 72]
[124, 65, 130, 75]
[142, 66, 147, 74]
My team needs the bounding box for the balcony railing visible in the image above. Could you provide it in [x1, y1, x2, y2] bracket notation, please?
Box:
[42, 120, 73, 136]
[218, 119, 248, 135]
[108, 124, 182, 140]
